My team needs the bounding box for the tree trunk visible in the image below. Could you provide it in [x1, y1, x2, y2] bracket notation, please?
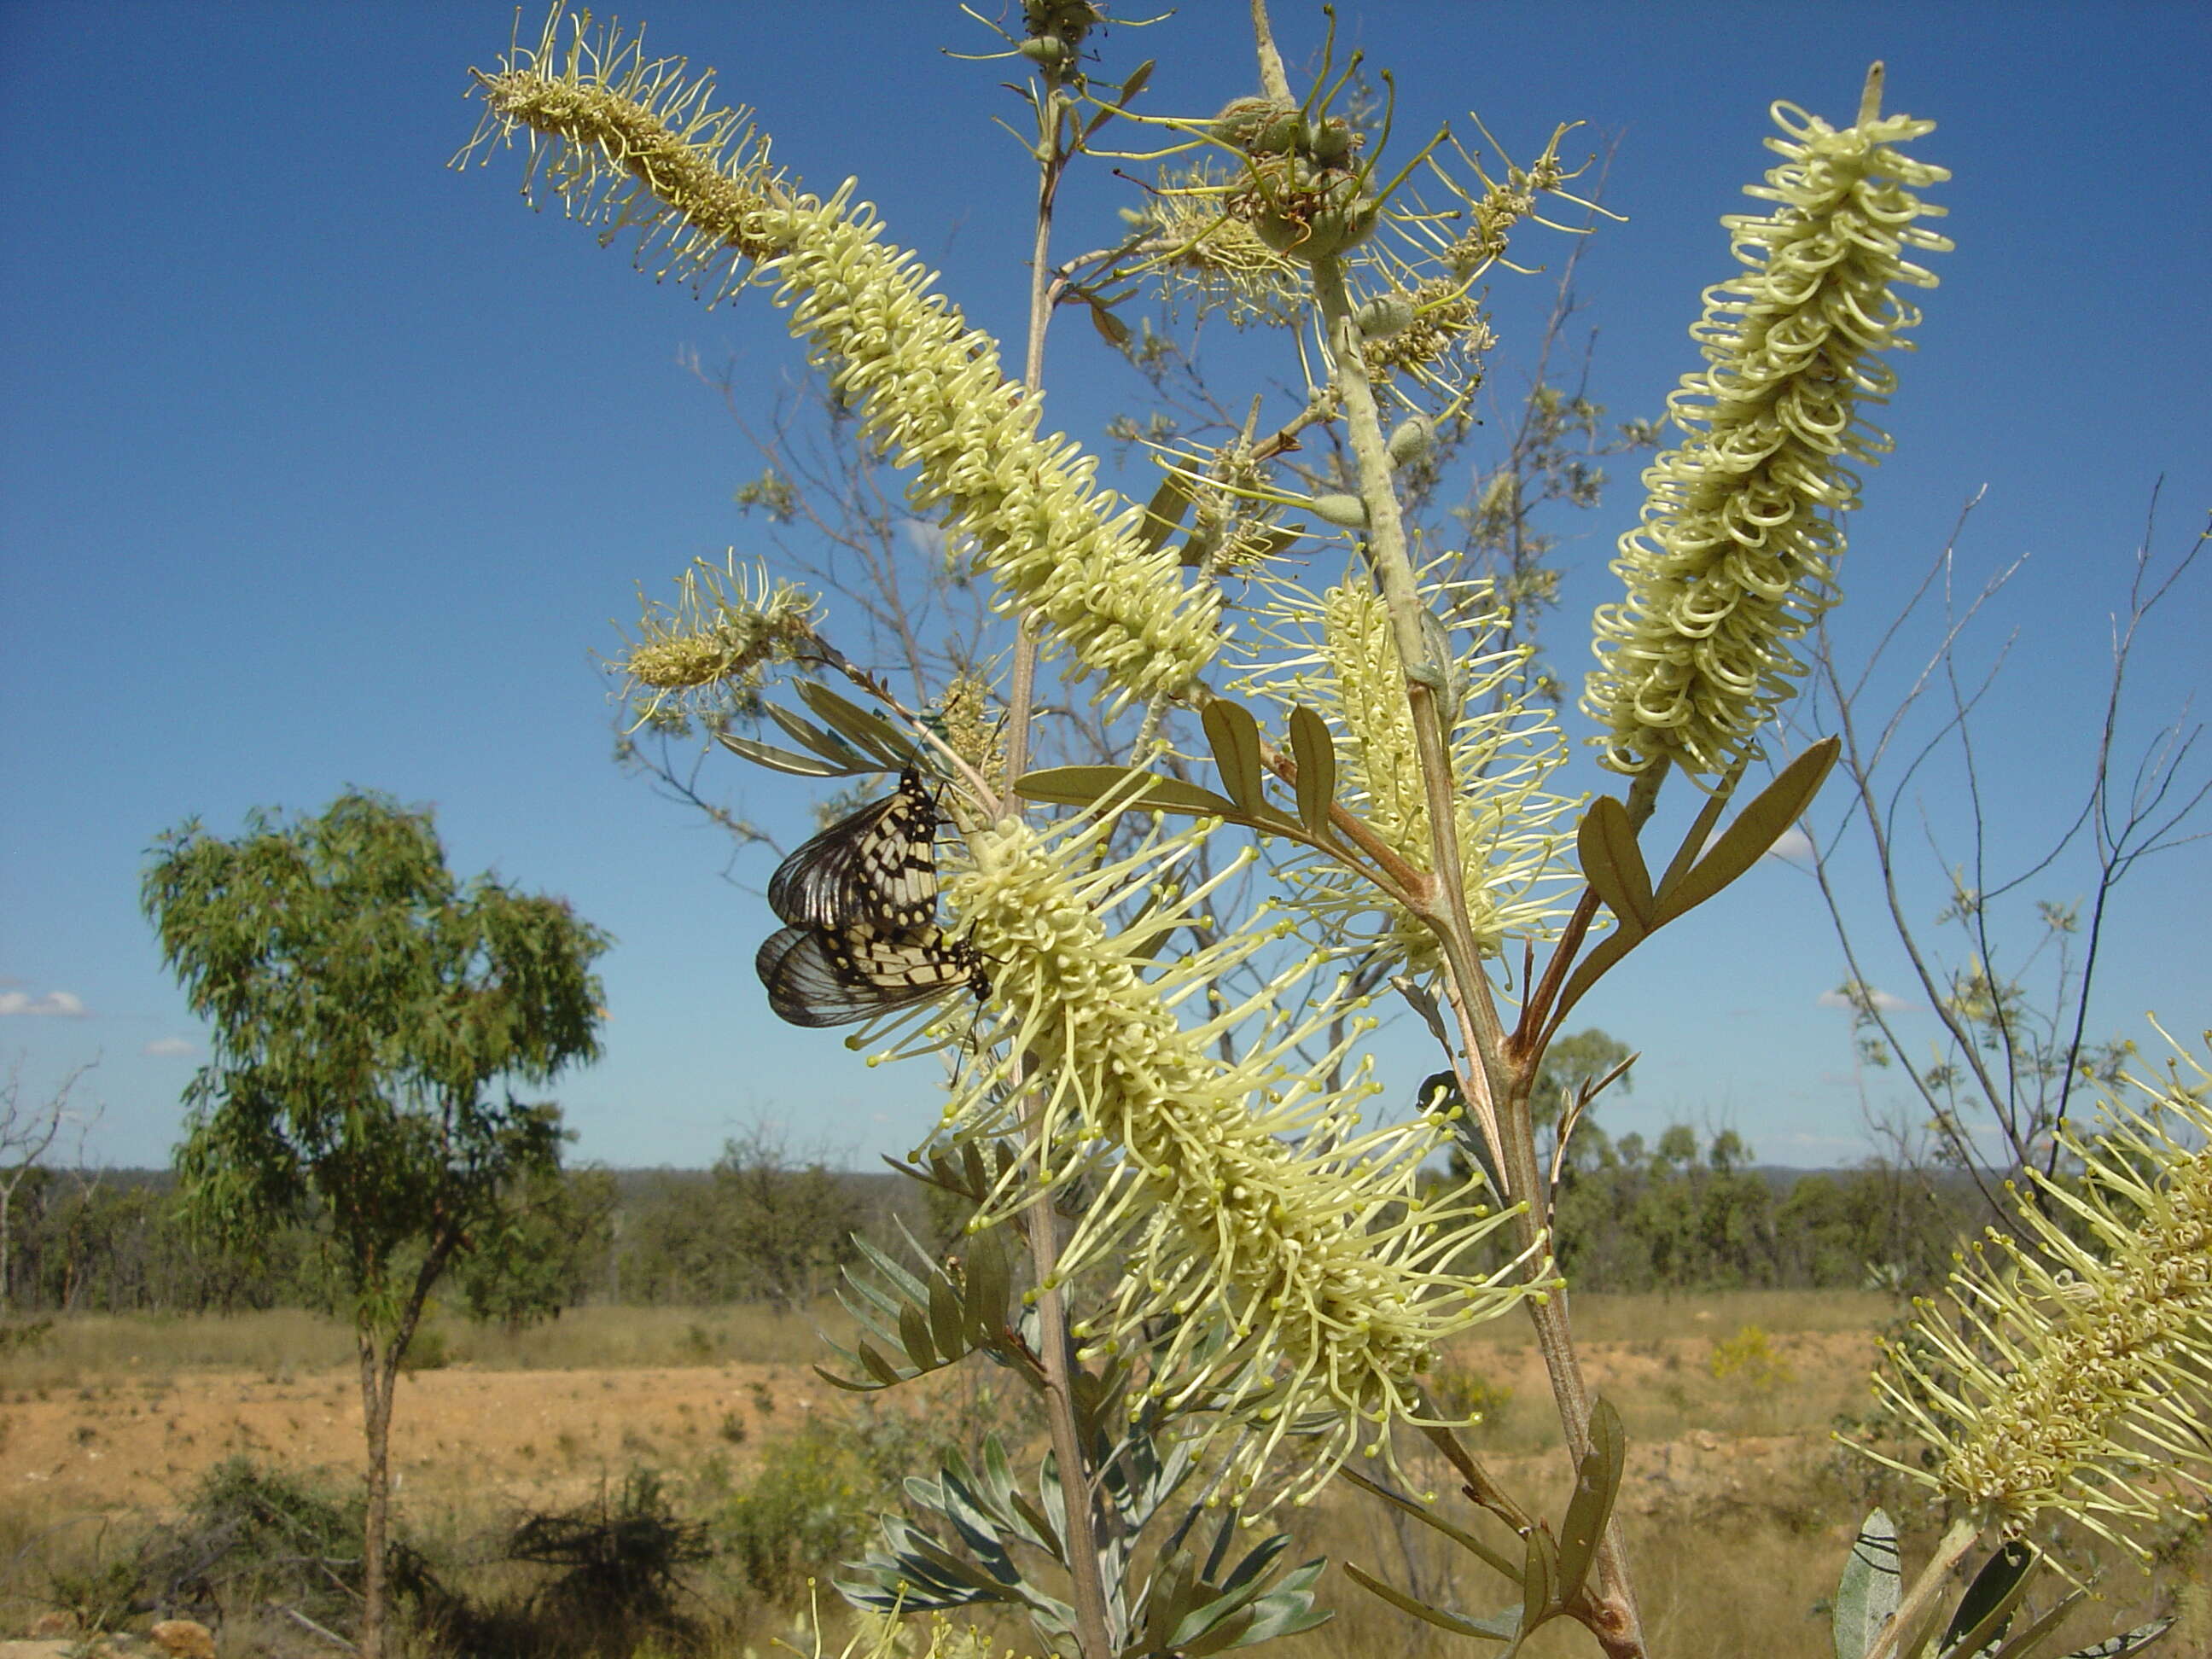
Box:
[358, 1328, 394, 1659]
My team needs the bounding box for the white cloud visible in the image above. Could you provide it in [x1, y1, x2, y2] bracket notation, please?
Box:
[1816, 986, 1912, 1012]
[1764, 826, 1813, 862]
[144, 1036, 197, 1058]
[897, 517, 952, 560]
[0, 989, 90, 1018]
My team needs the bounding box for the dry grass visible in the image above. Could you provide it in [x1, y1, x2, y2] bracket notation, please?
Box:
[2, 1293, 2203, 1656]
[0, 1302, 852, 1393]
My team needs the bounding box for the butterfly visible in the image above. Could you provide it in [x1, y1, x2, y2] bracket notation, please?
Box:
[768, 768, 946, 934]
[755, 919, 989, 1028]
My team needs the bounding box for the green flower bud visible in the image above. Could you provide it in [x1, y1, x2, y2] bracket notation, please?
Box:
[1385, 416, 1434, 467]
[1311, 492, 1370, 529]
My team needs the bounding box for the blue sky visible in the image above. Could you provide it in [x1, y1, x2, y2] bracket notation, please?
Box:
[3, 3, 2206, 1171]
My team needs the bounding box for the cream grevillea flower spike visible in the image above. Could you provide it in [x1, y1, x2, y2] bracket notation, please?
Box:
[1584, 77, 1951, 777]
[611, 554, 818, 731]
[1237, 574, 1578, 969]
[932, 805, 1545, 1510]
[1857, 1022, 2212, 1563]
[461, 10, 1221, 709]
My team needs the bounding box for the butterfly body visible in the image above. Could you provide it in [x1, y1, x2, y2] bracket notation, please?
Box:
[757, 768, 987, 1027]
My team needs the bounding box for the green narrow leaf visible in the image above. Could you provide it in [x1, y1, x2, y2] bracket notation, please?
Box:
[1833, 1510, 1901, 1659]
[1083, 57, 1154, 137]
[1653, 736, 1840, 924]
[1134, 470, 1195, 559]
[1937, 1540, 2036, 1659]
[851, 1234, 930, 1306]
[925, 1266, 967, 1365]
[1576, 797, 1656, 931]
[1016, 765, 1239, 818]
[793, 679, 918, 767]
[1144, 1547, 1202, 1648]
[1337, 1468, 1522, 1584]
[1086, 295, 1132, 347]
[963, 1230, 1010, 1345]
[1289, 706, 1337, 839]
[1005, 1486, 1062, 1561]
[1519, 1526, 1558, 1630]
[1201, 698, 1268, 814]
[896, 1299, 939, 1370]
[713, 731, 864, 778]
[763, 700, 867, 765]
[1554, 1398, 1625, 1605]
[1218, 1561, 1332, 1648]
[959, 1140, 990, 1198]
[1342, 1563, 1519, 1643]
[853, 1339, 908, 1388]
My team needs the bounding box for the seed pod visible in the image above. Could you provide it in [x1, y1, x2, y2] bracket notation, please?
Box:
[1356, 294, 1416, 340]
[1254, 111, 1305, 156]
[1214, 96, 1297, 153]
[1307, 117, 1354, 165]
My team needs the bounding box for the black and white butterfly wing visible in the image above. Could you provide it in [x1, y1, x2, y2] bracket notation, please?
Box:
[767, 769, 944, 932]
[756, 923, 986, 1028]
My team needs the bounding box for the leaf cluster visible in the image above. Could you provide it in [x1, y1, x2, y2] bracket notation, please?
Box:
[1342, 1400, 1626, 1655]
[1831, 1511, 2174, 1659]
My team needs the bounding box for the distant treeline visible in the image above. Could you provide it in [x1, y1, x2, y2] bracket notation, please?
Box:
[1, 1127, 1977, 1318]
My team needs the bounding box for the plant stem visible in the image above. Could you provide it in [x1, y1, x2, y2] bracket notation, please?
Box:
[1309, 249, 1646, 1658]
[1864, 1517, 1979, 1659]
[1002, 61, 1114, 1659]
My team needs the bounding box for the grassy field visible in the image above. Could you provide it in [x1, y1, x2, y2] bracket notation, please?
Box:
[1, 1295, 2202, 1657]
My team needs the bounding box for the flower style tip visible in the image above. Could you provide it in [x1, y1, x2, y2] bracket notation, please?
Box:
[1583, 97, 1951, 777]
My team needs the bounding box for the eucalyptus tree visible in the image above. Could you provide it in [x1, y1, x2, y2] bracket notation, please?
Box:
[142, 789, 610, 1658]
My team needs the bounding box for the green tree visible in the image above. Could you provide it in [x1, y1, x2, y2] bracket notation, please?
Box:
[454, 1163, 618, 1328]
[625, 1128, 864, 1307]
[142, 789, 609, 1658]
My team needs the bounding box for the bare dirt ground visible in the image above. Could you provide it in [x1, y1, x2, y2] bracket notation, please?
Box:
[3, 1362, 848, 1517]
[2, 1324, 1881, 1522]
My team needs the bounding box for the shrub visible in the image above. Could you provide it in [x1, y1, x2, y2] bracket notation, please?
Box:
[719, 1411, 936, 1599]
[1707, 1324, 1794, 1393]
[504, 1466, 713, 1656]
